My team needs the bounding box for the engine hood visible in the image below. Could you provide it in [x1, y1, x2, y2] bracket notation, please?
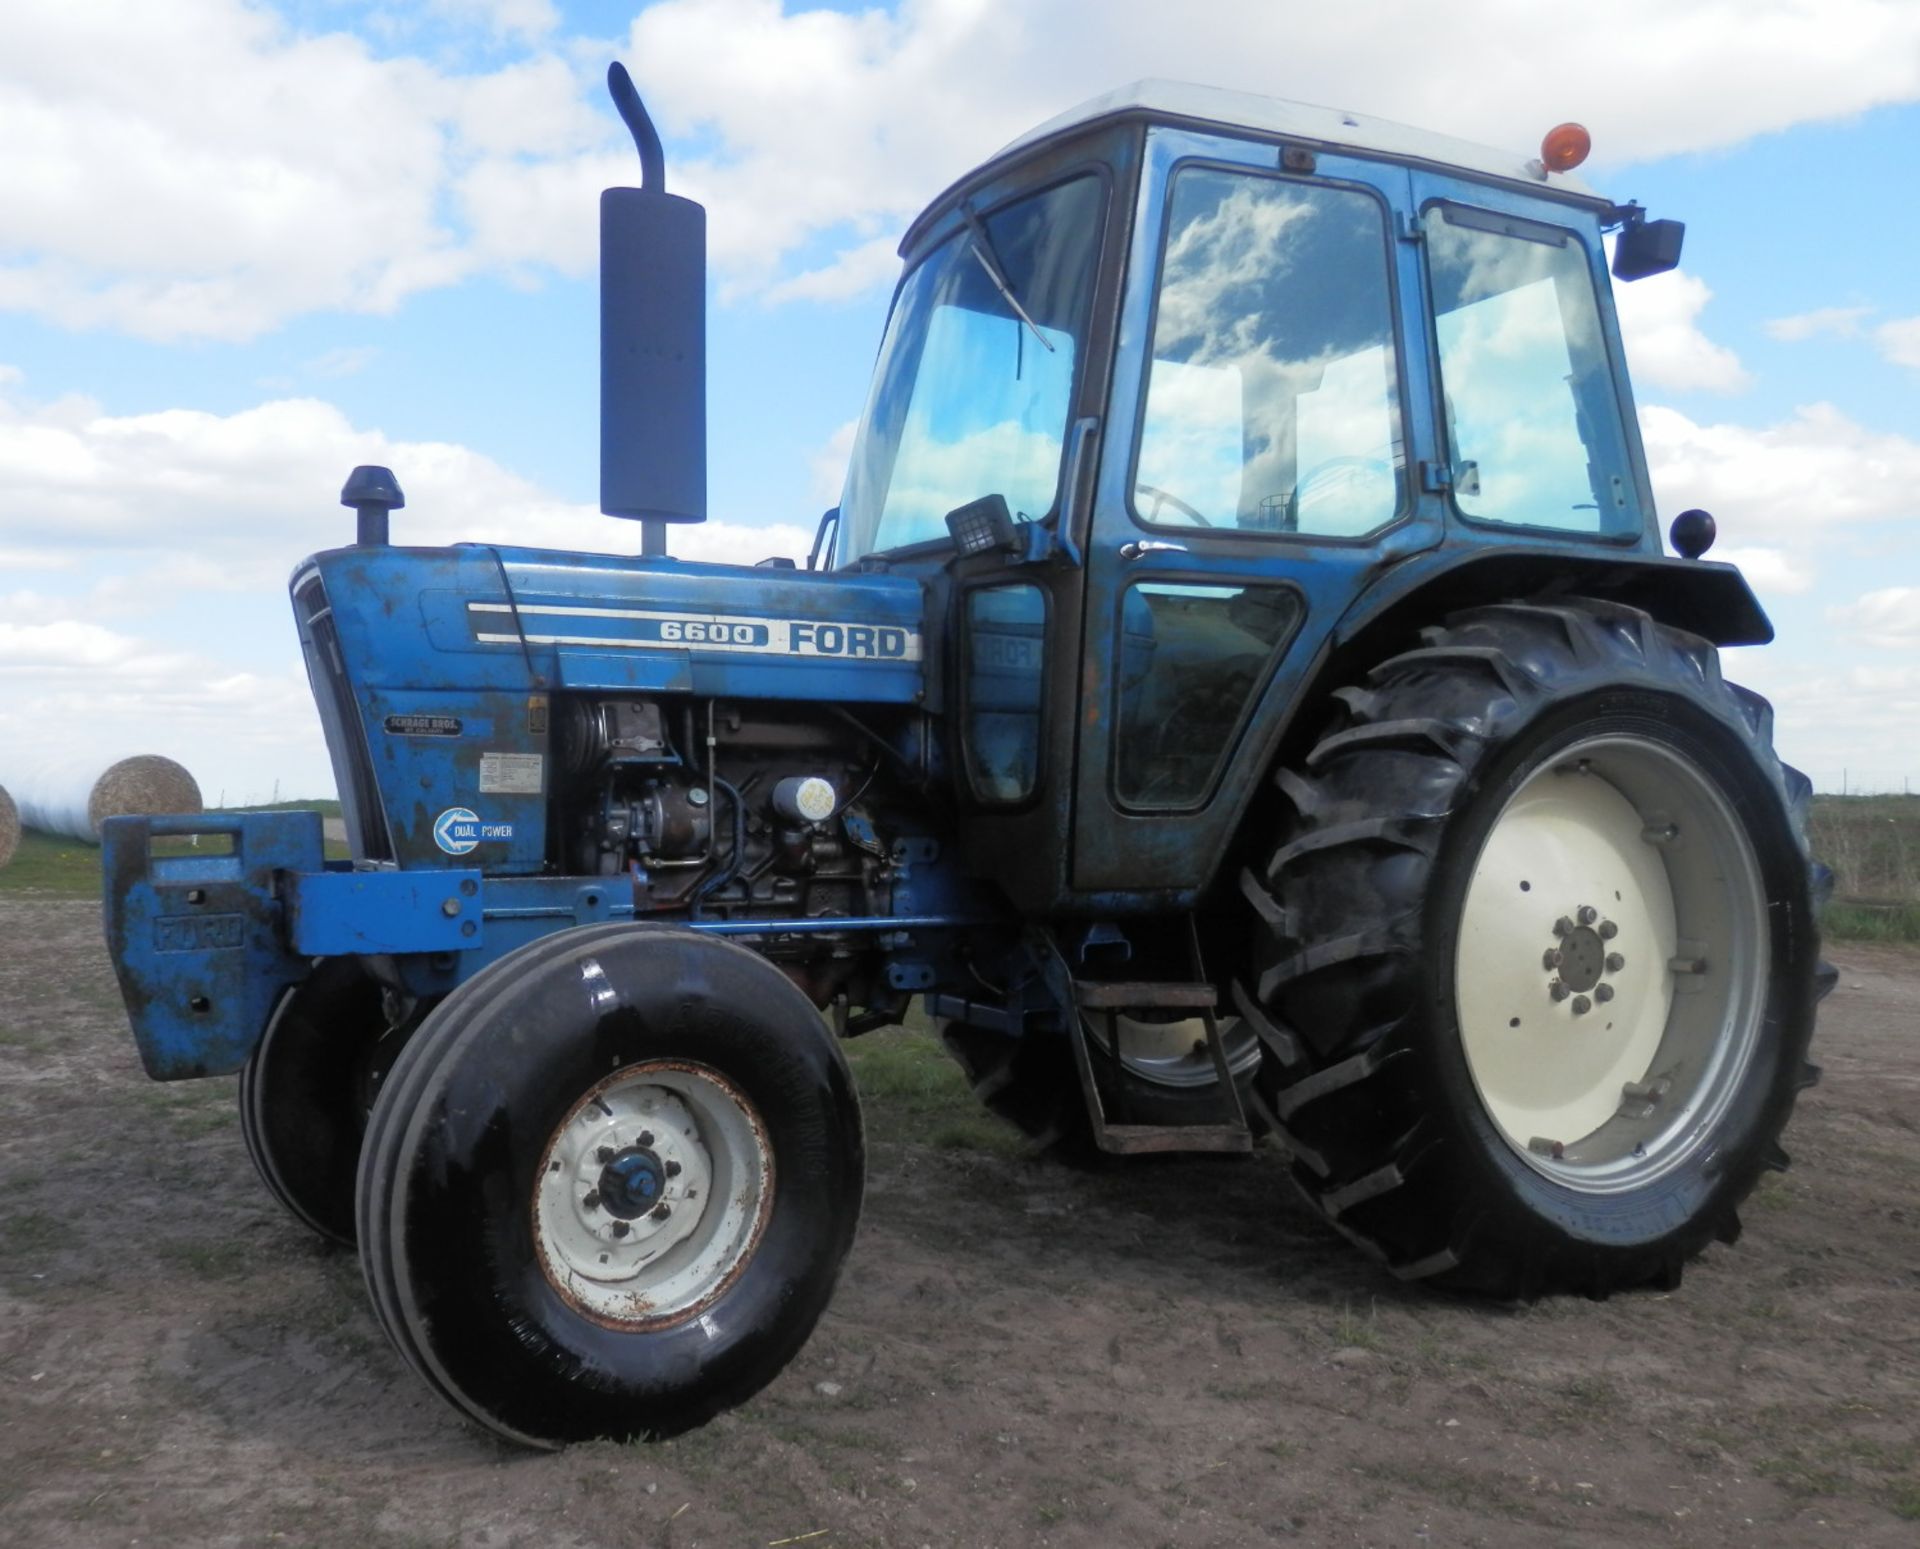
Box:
[296, 543, 928, 705]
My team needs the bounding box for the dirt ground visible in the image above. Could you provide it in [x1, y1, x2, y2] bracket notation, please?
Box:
[1, 895, 1915, 1549]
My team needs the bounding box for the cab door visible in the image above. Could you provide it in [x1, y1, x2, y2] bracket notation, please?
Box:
[1070, 126, 1442, 896]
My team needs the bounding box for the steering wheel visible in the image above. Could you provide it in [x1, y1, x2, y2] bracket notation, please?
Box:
[1135, 482, 1212, 528]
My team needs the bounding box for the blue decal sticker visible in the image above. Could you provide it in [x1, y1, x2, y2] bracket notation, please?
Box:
[433, 808, 515, 854]
[434, 807, 481, 855]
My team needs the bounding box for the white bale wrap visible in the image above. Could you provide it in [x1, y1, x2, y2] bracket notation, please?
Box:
[1, 756, 204, 844]
[0, 783, 17, 869]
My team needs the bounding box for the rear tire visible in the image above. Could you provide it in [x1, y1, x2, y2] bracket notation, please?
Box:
[355, 924, 864, 1447]
[939, 1013, 1262, 1158]
[1239, 599, 1830, 1296]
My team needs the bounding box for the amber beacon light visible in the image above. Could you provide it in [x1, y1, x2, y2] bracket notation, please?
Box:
[1540, 122, 1592, 173]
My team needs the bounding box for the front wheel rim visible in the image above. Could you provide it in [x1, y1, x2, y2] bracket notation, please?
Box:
[532, 1060, 773, 1329]
[1454, 734, 1769, 1194]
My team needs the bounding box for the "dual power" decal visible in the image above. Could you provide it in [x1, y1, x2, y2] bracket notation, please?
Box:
[467, 602, 922, 661]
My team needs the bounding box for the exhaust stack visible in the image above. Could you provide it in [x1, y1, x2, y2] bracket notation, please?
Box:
[600, 62, 706, 555]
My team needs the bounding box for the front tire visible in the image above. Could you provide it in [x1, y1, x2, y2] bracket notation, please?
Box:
[356, 924, 864, 1446]
[1239, 599, 1830, 1296]
[239, 959, 393, 1245]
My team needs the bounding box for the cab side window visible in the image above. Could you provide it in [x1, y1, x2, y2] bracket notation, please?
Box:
[1133, 167, 1405, 539]
[1425, 204, 1636, 534]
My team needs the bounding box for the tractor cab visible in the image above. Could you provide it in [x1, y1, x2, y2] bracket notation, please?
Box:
[831, 82, 1714, 913]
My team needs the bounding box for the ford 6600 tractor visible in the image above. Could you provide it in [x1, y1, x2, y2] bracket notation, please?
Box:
[102, 70, 1830, 1448]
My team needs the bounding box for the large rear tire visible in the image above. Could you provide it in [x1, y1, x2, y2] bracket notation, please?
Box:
[1239, 599, 1831, 1296]
[355, 924, 864, 1447]
[940, 1013, 1262, 1157]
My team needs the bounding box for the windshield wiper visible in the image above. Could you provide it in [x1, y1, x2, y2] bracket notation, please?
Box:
[960, 203, 1056, 354]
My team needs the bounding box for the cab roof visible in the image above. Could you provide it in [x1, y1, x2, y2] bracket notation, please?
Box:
[904, 79, 1605, 252]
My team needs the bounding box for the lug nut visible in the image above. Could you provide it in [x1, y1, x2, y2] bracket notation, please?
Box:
[1594, 984, 1614, 1003]
[1577, 905, 1598, 926]
[1598, 920, 1619, 940]
[1572, 995, 1592, 1015]
[1553, 917, 1574, 938]
[596, 1146, 615, 1164]
[1550, 981, 1570, 1002]
[664, 1159, 682, 1178]
[610, 1220, 630, 1239]
[1605, 953, 1625, 973]
[582, 1189, 601, 1211]
[637, 1130, 654, 1147]
[649, 1203, 672, 1223]
[1543, 948, 1563, 970]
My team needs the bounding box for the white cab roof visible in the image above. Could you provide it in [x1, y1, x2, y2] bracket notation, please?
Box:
[988, 79, 1603, 201]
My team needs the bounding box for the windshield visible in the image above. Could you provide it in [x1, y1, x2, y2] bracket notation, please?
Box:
[838, 175, 1105, 563]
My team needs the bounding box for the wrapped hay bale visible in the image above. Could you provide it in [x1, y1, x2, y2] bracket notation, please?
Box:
[2, 756, 204, 844]
[0, 783, 17, 869]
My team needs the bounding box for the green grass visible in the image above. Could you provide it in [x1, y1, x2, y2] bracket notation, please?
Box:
[841, 1022, 1025, 1156]
[0, 801, 346, 898]
[1811, 794, 1920, 942]
[1822, 901, 1920, 944]
[0, 830, 108, 897]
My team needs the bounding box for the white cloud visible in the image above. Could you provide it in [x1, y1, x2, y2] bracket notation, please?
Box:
[0, 383, 813, 569]
[1829, 586, 1920, 649]
[1708, 546, 1813, 598]
[0, 0, 598, 340]
[763, 237, 903, 306]
[0, 647, 322, 808]
[426, 0, 560, 44]
[608, 0, 1920, 296]
[1875, 315, 1920, 369]
[0, 619, 171, 671]
[307, 345, 379, 378]
[1613, 268, 1749, 393]
[9, 2, 1920, 336]
[1639, 401, 1920, 545]
[1764, 306, 1871, 341]
[1719, 652, 1920, 791]
[810, 419, 860, 507]
[0, 373, 811, 799]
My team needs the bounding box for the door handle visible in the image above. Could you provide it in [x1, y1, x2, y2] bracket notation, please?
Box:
[1119, 539, 1188, 561]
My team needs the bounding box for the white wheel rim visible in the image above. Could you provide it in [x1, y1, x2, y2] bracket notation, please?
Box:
[1454, 736, 1769, 1192]
[1090, 1014, 1262, 1090]
[532, 1060, 772, 1328]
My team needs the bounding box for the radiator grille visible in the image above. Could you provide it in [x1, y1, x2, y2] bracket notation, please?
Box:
[294, 574, 393, 863]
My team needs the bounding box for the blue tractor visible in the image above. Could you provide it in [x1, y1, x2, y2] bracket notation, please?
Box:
[102, 73, 1829, 1448]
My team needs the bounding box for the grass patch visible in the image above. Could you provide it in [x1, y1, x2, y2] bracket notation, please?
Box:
[0, 1024, 57, 1055]
[1811, 795, 1920, 941]
[155, 1236, 257, 1282]
[0, 830, 107, 897]
[1332, 1299, 1383, 1351]
[1822, 901, 1920, 944]
[0, 802, 345, 898]
[842, 1025, 1024, 1156]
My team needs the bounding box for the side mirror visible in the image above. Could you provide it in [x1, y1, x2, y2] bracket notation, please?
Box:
[1613, 217, 1685, 281]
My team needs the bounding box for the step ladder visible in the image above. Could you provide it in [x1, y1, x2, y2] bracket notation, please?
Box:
[1067, 978, 1253, 1155]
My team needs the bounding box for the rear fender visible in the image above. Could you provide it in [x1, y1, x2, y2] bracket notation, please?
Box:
[1341, 548, 1773, 652]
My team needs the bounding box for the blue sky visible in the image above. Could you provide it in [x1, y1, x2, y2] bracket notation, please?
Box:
[2, 0, 1917, 803]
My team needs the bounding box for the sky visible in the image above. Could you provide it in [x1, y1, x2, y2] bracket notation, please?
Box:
[1, 0, 1917, 805]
